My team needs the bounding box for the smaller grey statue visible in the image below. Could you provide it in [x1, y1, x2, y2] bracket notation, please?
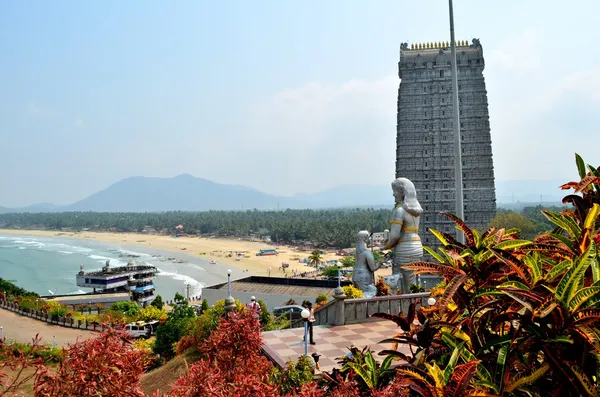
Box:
[400, 42, 409, 51]
[384, 177, 423, 294]
[352, 230, 380, 298]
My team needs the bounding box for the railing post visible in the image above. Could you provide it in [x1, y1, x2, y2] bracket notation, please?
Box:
[333, 286, 347, 326]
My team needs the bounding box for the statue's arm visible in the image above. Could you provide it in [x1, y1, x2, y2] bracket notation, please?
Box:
[365, 251, 379, 272]
[384, 209, 404, 249]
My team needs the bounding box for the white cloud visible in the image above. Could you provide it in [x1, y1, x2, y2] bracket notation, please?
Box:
[74, 119, 84, 129]
[240, 75, 399, 195]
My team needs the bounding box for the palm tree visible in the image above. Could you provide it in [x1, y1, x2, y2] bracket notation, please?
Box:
[309, 249, 322, 268]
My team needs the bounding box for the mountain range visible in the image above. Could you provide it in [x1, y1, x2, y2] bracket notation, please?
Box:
[0, 175, 569, 213]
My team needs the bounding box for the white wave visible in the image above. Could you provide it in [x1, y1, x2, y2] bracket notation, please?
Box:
[157, 270, 205, 296]
[66, 289, 87, 295]
[18, 246, 26, 250]
[58, 251, 74, 255]
[118, 249, 152, 258]
[186, 263, 206, 272]
[87, 254, 128, 267]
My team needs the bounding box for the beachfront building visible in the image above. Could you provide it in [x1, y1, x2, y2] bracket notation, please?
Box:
[75, 260, 158, 307]
[396, 39, 496, 247]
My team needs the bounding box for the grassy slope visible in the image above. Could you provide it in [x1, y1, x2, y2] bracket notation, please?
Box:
[141, 350, 201, 396]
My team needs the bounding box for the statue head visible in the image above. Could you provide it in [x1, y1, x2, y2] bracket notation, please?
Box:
[357, 230, 370, 245]
[391, 177, 423, 217]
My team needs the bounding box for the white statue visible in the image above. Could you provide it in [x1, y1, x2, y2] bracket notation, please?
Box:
[352, 230, 380, 298]
[384, 178, 423, 293]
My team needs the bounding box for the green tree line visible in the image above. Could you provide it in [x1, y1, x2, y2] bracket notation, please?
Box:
[0, 204, 566, 248]
[0, 209, 391, 248]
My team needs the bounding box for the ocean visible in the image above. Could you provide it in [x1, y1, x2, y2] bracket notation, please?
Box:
[0, 233, 238, 301]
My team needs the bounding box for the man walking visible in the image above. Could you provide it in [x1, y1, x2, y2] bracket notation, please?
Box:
[246, 296, 262, 318]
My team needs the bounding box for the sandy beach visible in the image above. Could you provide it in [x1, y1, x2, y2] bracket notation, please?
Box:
[0, 229, 352, 278]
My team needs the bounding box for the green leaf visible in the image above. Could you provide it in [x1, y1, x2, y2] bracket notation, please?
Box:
[495, 345, 509, 393]
[346, 363, 374, 389]
[505, 364, 550, 393]
[444, 342, 464, 384]
[430, 228, 451, 246]
[523, 253, 543, 285]
[576, 153, 587, 179]
[497, 281, 530, 291]
[471, 288, 506, 299]
[591, 257, 600, 283]
[493, 239, 532, 250]
[546, 259, 572, 283]
[441, 332, 493, 386]
[542, 210, 581, 239]
[569, 287, 600, 312]
[424, 246, 446, 264]
[543, 335, 574, 344]
[584, 203, 600, 230]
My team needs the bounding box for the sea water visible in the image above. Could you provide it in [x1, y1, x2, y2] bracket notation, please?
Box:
[0, 233, 234, 301]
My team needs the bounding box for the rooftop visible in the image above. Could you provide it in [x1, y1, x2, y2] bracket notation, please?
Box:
[206, 276, 352, 298]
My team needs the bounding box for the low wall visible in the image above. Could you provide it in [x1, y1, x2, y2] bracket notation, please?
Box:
[0, 300, 109, 333]
[290, 291, 432, 328]
[202, 289, 318, 311]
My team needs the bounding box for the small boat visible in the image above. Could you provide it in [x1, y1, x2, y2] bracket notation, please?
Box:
[209, 260, 217, 264]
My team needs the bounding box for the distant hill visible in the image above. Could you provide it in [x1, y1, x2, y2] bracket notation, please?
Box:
[0, 177, 574, 213]
[63, 174, 316, 212]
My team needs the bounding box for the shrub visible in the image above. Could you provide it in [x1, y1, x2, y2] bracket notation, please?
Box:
[270, 355, 314, 394]
[165, 311, 277, 397]
[342, 285, 364, 299]
[34, 329, 150, 397]
[315, 294, 328, 305]
[150, 295, 164, 309]
[138, 305, 167, 322]
[110, 300, 141, 316]
[408, 283, 425, 293]
[375, 277, 390, 296]
[153, 293, 196, 359]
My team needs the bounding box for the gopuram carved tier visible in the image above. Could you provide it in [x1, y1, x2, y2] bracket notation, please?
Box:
[395, 39, 496, 249]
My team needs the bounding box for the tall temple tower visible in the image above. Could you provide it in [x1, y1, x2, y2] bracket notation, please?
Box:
[395, 39, 496, 247]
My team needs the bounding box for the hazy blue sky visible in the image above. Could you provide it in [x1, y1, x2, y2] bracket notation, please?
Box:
[1, 1, 599, 207]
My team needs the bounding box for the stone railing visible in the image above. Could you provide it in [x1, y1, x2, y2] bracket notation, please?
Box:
[290, 288, 431, 328]
[0, 300, 110, 333]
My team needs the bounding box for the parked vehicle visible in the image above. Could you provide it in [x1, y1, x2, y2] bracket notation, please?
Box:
[125, 320, 159, 338]
[273, 305, 305, 320]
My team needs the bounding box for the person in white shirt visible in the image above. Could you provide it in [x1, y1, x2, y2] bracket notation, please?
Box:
[246, 296, 262, 318]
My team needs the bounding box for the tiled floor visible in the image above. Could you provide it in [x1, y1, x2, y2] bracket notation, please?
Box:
[261, 320, 412, 373]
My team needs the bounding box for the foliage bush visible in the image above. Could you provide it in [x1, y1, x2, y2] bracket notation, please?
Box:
[34, 329, 151, 397]
[153, 293, 196, 359]
[375, 277, 390, 296]
[315, 294, 328, 305]
[322, 266, 340, 279]
[150, 295, 164, 310]
[111, 301, 141, 317]
[408, 283, 425, 293]
[270, 355, 314, 394]
[342, 285, 364, 299]
[340, 256, 356, 267]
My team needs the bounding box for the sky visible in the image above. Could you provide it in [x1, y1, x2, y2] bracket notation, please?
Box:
[1, 1, 599, 207]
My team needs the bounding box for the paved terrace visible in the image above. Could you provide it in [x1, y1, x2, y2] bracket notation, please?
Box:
[262, 321, 411, 373]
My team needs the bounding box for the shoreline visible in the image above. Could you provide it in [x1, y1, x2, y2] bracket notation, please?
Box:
[0, 229, 344, 278]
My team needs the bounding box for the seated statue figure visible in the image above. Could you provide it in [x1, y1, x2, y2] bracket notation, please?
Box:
[384, 177, 423, 294]
[352, 230, 380, 298]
